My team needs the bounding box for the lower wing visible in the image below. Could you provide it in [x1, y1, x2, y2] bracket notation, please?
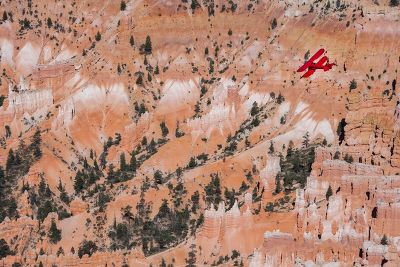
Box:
[301, 69, 315, 78]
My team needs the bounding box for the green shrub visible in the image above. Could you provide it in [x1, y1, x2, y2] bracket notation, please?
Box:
[349, 79, 357, 91]
[78, 240, 98, 258]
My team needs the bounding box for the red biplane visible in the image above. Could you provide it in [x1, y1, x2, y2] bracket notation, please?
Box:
[297, 49, 336, 78]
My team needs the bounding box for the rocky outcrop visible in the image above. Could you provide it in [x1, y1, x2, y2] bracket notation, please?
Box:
[6, 79, 53, 115]
[201, 193, 253, 240]
[0, 216, 38, 255]
[251, 146, 400, 266]
[344, 85, 400, 172]
[69, 198, 88, 215]
[260, 156, 281, 192]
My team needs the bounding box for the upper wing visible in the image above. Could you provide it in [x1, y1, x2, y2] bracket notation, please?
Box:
[301, 69, 315, 78]
[297, 49, 325, 72]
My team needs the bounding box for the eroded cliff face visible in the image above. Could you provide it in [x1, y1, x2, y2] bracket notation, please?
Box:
[249, 147, 400, 266]
[0, 0, 399, 266]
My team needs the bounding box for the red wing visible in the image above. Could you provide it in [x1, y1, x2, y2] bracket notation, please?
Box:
[315, 56, 328, 67]
[301, 69, 315, 78]
[297, 49, 325, 72]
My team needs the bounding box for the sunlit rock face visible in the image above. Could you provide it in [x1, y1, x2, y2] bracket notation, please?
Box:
[0, 0, 400, 266]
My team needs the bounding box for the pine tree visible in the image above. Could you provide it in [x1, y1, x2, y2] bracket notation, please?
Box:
[191, 0, 200, 11]
[205, 47, 209, 55]
[94, 160, 100, 171]
[275, 176, 281, 194]
[39, 176, 47, 196]
[0, 238, 12, 258]
[390, 0, 399, 7]
[136, 75, 143, 86]
[160, 258, 167, 267]
[0, 166, 4, 184]
[304, 50, 310, 61]
[381, 234, 389, 245]
[47, 17, 53, 28]
[120, 1, 127, 11]
[56, 246, 64, 256]
[48, 219, 62, 244]
[276, 93, 285, 104]
[117, 64, 122, 74]
[129, 35, 135, 47]
[141, 136, 148, 146]
[144, 35, 152, 54]
[78, 240, 98, 258]
[250, 102, 259, 116]
[74, 171, 85, 193]
[332, 152, 339, 160]
[2, 11, 8, 21]
[302, 132, 310, 148]
[95, 31, 101, 42]
[187, 157, 197, 169]
[326, 185, 333, 200]
[269, 141, 275, 154]
[326, 1, 331, 9]
[349, 79, 357, 91]
[160, 122, 169, 137]
[107, 164, 116, 183]
[148, 138, 157, 154]
[175, 123, 184, 138]
[31, 128, 42, 158]
[271, 18, 277, 29]
[185, 244, 197, 267]
[129, 152, 137, 172]
[154, 170, 163, 184]
[120, 153, 127, 171]
[322, 138, 328, 146]
[58, 179, 69, 203]
[6, 148, 15, 171]
[287, 140, 294, 157]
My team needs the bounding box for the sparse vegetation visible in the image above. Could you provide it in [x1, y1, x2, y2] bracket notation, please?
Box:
[1, 129, 44, 222]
